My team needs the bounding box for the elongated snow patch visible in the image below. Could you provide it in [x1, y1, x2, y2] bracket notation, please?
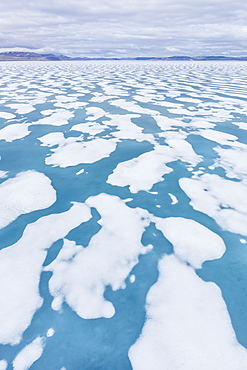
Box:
[13, 337, 45, 370]
[45, 193, 152, 319]
[0, 202, 91, 345]
[129, 255, 247, 370]
[155, 217, 225, 268]
[0, 171, 56, 229]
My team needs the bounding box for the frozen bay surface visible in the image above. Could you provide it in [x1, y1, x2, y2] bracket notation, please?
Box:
[0, 60, 247, 369]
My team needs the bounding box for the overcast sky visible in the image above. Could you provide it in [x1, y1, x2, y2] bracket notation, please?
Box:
[0, 0, 247, 57]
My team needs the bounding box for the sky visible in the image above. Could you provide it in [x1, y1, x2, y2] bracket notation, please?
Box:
[0, 0, 247, 58]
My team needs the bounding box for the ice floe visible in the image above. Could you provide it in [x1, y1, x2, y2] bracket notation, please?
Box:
[45, 193, 152, 319]
[33, 109, 74, 126]
[154, 217, 225, 268]
[0, 171, 56, 229]
[45, 138, 117, 167]
[12, 337, 45, 370]
[6, 104, 35, 115]
[107, 139, 201, 193]
[0, 360, 7, 370]
[129, 255, 247, 370]
[0, 202, 91, 344]
[179, 173, 247, 236]
[0, 123, 30, 142]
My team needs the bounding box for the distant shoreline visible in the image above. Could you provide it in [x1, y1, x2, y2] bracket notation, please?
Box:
[0, 52, 247, 62]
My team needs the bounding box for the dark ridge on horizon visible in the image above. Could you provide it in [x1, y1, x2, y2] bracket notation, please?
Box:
[0, 52, 247, 61]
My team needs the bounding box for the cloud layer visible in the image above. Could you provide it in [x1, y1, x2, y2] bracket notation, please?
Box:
[0, 0, 247, 57]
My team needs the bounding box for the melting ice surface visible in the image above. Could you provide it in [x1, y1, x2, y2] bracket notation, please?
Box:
[0, 61, 247, 369]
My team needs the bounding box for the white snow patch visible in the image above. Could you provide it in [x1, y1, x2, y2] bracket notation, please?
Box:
[198, 129, 237, 145]
[129, 255, 247, 370]
[85, 107, 107, 121]
[45, 194, 151, 319]
[0, 112, 15, 119]
[179, 174, 247, 236]
[0, 171, 8, 179]
[0, 202, 91, 345]
[37, 132, 65, 147]
[155, 217, 225, 268]
[214, 147, 247, 179]
[0, 360, 7, 370]
[46, 328, 55, 337]
[0, 123, 30, 142]
[76, 168, 85, 175]
[0, 171, 56, 229]
[130, 275, 136, 283]
[7, 104, 35, 115]
[71, 122, 106, 136]
[240, 239, 246, 244]
[168, 193, 178, 205]
[33, 110, 74, 126]
[13, 337, 45, 370]
[107, 140, 201, 193]
[109, 99, 160, 116]
[45, 138, 117, 167]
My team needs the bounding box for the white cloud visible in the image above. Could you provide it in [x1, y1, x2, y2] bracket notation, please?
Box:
[0, 0, 246, 57]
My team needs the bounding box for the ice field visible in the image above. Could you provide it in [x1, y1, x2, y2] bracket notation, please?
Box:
[0, 60, 247, 369]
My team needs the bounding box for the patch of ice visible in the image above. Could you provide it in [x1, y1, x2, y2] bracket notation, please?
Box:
[109, 99, 160, 116]
[46, 328, 55, 337]
[0, 112, 15, 119]
[130, 275, 136, 283]
[155, 217, 225, 268]
[0, 123, 30, 142]
[85, 107, 107, 121]
[45, 194, 151, 319]
[168, 193, 178, 205]
[71, 122, 106, 136]
[214, 147, 247, 179]
[198, 129, 237, 145]
[179, 174, 247, 236]
[129, 255, 247, 370]
[107, 146, 173, 193]
[0, 171, 56, 229]
[33, 110, 74, 126]
[0, 202, 91, 344]
[37, 132, 65, 147]
[12, 337, 45, 370]
[45, 138, 117, 167]
[240, 239, 246, 244]
[0, 171, 8, 179]
[107, 140, 201, 193]
[6, 104, 35, 115]
[0, 360, 7, 370]
[76, 168, 85, 175]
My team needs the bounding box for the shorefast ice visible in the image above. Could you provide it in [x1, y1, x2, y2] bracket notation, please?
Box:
[0, 60, 247, 369]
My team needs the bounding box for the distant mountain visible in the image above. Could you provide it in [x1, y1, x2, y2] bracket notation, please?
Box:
[0, 52, 247, 61]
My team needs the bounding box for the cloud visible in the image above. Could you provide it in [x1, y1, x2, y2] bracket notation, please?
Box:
[0, 0, 246, 57]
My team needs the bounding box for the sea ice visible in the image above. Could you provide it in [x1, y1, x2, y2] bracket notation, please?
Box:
[107, 139, 201, 193]
[0, 202, 91, 344]
[0, 123, 30, 142]
[33, 109, 74, 126]
[6, 104, 35, 115]
[179, 173, 247, 236]
[45, 194, 152, 319]
[0, 360, 7, 370]
[0, 171, 56, 229]
[12, 337, 45, 370]
[154, 217, 225, 268]
[45, 138, 117, 167]
[129, 255, 247, 370]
